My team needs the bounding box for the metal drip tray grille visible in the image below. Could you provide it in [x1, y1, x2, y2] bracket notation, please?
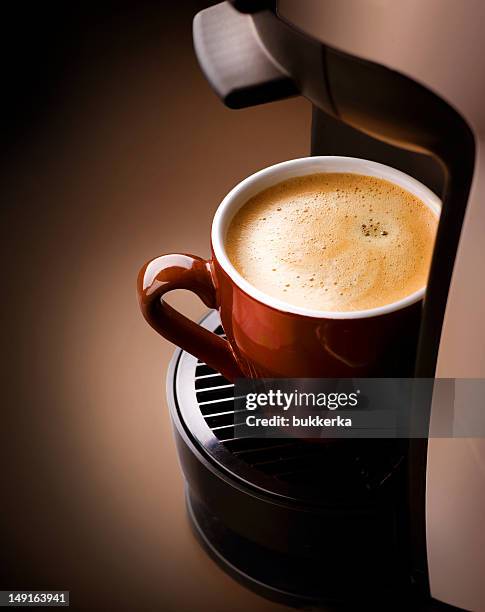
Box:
[174, 312, 405, 503]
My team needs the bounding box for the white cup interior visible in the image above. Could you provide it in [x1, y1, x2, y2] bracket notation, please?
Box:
[212, 156, 441, 320]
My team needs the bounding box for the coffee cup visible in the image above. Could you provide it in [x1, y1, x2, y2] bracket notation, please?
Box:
[137, 156, 440, 381]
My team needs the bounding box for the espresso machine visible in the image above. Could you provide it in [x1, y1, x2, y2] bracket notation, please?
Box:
[164, 1, 485, 609]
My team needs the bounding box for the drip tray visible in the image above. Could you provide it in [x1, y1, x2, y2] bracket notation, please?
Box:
[166, 310, 415, 606]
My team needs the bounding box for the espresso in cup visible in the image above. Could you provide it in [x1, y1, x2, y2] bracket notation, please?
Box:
[226, 173, 438, 312]
[139, 157, 441, 381]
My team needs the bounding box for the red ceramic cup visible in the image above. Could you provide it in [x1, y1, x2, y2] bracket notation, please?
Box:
[138, 156, 441, 382]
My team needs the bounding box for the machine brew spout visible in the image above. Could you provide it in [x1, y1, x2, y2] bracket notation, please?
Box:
[193, 2, 298, 109]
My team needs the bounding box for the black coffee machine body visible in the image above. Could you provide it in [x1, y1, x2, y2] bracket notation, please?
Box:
[165, 2, 485, 609]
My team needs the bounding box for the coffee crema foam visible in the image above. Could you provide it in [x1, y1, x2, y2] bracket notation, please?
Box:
[225, 173, 438, 312]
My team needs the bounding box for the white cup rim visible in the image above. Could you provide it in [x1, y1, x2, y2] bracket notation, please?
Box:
[211, 156, 441, 320]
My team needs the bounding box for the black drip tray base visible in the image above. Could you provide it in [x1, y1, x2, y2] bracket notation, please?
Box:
[186, 489, 420, 610]
[169, 312, 437, 609]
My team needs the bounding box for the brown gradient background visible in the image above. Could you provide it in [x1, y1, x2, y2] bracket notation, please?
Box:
[0, 3, 309, 611]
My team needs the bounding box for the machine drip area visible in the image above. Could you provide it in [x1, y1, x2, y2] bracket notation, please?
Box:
[167, 311, 418, 607]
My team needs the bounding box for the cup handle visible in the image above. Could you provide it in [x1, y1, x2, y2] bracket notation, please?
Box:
[138, 254, 243, 381]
